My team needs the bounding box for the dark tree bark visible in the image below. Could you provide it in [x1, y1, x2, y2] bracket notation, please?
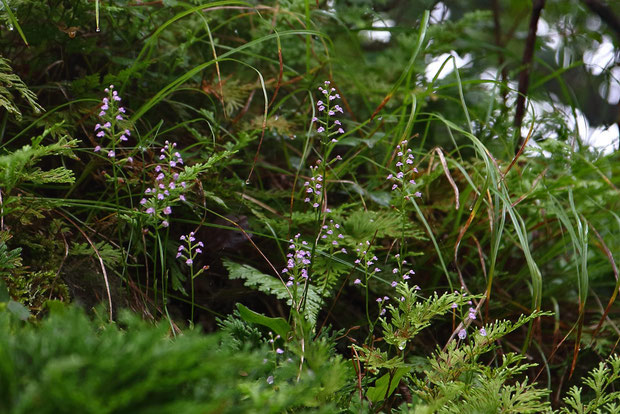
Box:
[514, 0, 546, 154]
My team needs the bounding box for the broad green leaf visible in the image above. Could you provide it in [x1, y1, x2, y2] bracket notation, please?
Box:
[7, 300, 30, 320]
[366, 367, 410, 402]
[236, 303, 291, 339]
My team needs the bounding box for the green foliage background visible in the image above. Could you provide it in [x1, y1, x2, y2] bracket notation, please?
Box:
[0, 0, 619, 411]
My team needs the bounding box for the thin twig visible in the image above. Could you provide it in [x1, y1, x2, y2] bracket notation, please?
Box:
[55, 210, 113, 321]
[581, 0, 620, 42]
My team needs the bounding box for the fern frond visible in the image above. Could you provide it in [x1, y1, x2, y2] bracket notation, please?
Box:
[224, 259, 323, 324]
[0, 125, 78, 193]
[0, 56, 44, 121]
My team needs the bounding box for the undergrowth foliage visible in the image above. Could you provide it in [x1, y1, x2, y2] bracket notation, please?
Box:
[0, 0, 619, 412]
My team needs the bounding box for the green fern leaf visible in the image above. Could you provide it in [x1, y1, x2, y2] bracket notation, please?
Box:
[223, 259, 323, 324]
[0, 56, 44, 121]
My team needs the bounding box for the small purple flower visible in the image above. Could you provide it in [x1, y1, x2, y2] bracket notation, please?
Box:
[391, 281, 398, 287]
[186, 258, 193, 265]
[94, 146, 101, 152]
[317, 127, 325, 133]
[107, 150, 115, 158]
[276, 348, 284, 354]
[458, 329, 467, 340]
[163, 206, 172, 215]
[354, 279, 361, 285]
[161, 220, 169, 228]
[146, 207, 155, 214]
[479, 328, 487, 336]
[96, 131, 105, 138]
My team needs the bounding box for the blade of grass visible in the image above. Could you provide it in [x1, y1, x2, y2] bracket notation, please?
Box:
[370, 10, 429, 121]
[1, 0, 28, 46]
